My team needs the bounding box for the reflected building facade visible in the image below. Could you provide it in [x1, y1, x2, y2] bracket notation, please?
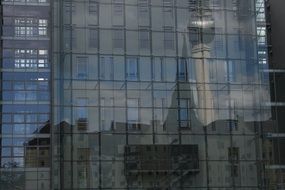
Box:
[51, 0, 273, 189]
[0, 0, 51, 189]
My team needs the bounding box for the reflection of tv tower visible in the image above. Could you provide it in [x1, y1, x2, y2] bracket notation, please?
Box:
[188, 0, 215, 126]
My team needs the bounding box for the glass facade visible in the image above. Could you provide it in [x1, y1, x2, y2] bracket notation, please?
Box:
[2, 0, 284, 189]
[51, 0, 272, 189]
[0, 0, 50, 189]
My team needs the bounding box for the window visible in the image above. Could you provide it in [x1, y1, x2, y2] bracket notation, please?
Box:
[208, 59, 216, 82]
[224, 61, 236, 82]
[14, 114, 25, 123]
[163, 0, 173, 7]
[64, 26, 77, 49]
[38, 19, 48, 36]
[138, 0, 149, 25]
[100, 56, 114, 80]
[127, 98, 139, 123]
[13, 82, 37, 101]
[13, 124, 25, 134]
[76, 57, 88, 79]
[138, 0, 149, 17]
[72, 29, 77, 48]
[256, 0, 266, 22]
[26, 91, 37, 101]
[15, 26, 26, 37]
[188, 0, 198, 8]
[139, 29, 150, 49]
[65, 1, 75, 13]
[153, 57, 164, 81]
[179, 99, 190, 128]
[39, 50, 48, 56]
[26, 27, 34, 36]
[38, 27, 47, 36]
[113, 0, 124, 16]
[14, 91, 37, 101]
[14, 82, 24, 90]
[258, 50, 267, 65]
[13, 49, 47, 69]
[257, 26, 266, 46]
[225, 99, 237, 120]
[178, 58, 188, 81]
[38, 59, 48, 68]
[214, 35, 224, 52]
[89, 28, 98, 48]
[228, 147, 239, 177]
[15, 49, 25, 57]
[76, 98, 88, 130]
[15, 18, 25, 25]
[163, 0, 174, 26]
[89, 0, 98, 15]
[15, 59, 23, 68]
[100, 97, 114, 131]
[112, 0, 124, 25]
[230, 29, 241, 51]
[163, 0, 173, 15]
[213, 0, 221, 7]
[28, 49, 38, 56]
[126, 57, 138, 80]
[100, 98, 106, 130]
[113, 29, 124, 49]
[164, 28, 174, 50]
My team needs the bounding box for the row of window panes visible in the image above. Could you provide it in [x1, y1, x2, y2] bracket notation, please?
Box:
[0, 155, 250, 165]
[4, 84, 49, 91]
[76, 56, 170, 81]
[71, 106, 262, 117]
[1, 137, 49, 145]
[1, 147, 49, 157]
[71, 29, 173, 50]
[76, 98, 189, 126]
[15, 26, 47, 37]
[1, 147, 24, 157]
[1, 158, 50, 168]
[1, 105, 49, 114]
[3, 0, 48, 3]
[1, 124, 49, 135]
[69, 28, 257, 40]
[3, 81, 49, 90]
[1, 127, 49, 135]
[3, 49, 48, 59]
[2, 72, 49, 81]
[62, 18, 256, 38]
[75, 56, 258, 83]
[63, 0, 254, 12]
[3, 113, 49, 123]
[2, 59, 49, 69]
[15, 49, 48, 57]
[77, 119, 195, 132]
[77, 98, 190, 110]
[58, 97, 260, 109]
[3, 91, 49, 101]
[68, 30, 256, 55]
[15, 18, 47, 26]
